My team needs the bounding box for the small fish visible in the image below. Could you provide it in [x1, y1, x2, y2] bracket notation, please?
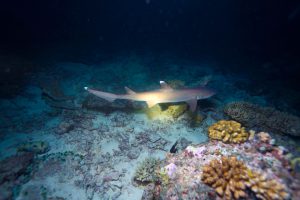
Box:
[85, 81, 215, 111]
[170, 140, 178, 153]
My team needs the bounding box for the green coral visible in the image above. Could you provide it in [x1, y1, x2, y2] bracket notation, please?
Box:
[17, 141, 50, 154]
[291, 157, 300, 171]
[157, 168, 170, 186]
[133, 157, 160, 185]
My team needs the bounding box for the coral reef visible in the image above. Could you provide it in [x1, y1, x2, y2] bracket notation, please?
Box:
[208, 120, 249, 143]
[133, 157, 160, 185]
[201, 156, 248, 200]
[184, 145, 206, 158]
[245, 170, 289, 200]
[145, 103, 188, 120]
[157, 167, 170, 185]
[17, 141, 50, 154]
[202, 156, 289, 200]
[291, 157, 300, 172]
[144, 132, 299, 200]
[224, 101, 300, 136]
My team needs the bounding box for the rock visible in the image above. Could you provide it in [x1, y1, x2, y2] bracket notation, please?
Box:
[270, 139, 276, 146]
[258, 146, 267, 153]
[111, 191, 121, 200]
[103, 172, 120, 182]
[127, 149, 140, 159]
[0, 182, 13, 200]
[17, 141, 50, 154]
[0, 153, 34, 200]
[177, 137, 193, 152]
[149, 134, 161, 143]
[56, 121, 74, 135]
[112, 181, 123, 189]
[141, 183, 155, 200]
[0, 152, 34, 182]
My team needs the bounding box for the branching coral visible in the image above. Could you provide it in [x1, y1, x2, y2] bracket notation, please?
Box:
[208, 120, 249, 143]
[245, 169, 289, 200]
[224, 101, 300, 136]
[201, 156, 248, 199]
[202, 156, 289, 200]
[133, 157, 160, 185]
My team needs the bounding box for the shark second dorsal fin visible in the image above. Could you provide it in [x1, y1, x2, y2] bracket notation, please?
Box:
[124, 86, 136, 94]
[159, 81, 173, 90]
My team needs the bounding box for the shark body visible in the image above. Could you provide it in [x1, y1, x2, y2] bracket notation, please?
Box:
[84, 81, 215, 111]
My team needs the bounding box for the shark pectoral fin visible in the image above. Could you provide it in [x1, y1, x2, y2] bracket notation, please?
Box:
[159, 81, 173, 90]
[124, 86, 136, 94]
[146, 101, 158, 108]
[85, 87, 117, 102]
[186, 99, 198, 112]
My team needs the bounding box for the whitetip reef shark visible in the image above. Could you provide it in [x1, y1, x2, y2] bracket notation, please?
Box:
[84, 81, 215, 112]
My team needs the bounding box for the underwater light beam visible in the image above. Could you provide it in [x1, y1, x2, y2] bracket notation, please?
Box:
[84, 81, 215, 112]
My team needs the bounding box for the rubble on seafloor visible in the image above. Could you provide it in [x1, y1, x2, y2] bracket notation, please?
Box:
[139, 132, 300, 200]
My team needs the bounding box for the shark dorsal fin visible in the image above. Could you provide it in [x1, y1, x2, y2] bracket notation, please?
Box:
[159, 81, 173, 90]
[124, 87, 136, 94]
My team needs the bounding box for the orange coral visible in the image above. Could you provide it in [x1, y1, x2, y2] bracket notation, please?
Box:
[257, 132, 271, 143]
[245, 169, 289, 200]
[201, 156, 248, 200]
[208, 120, 249, 143]
[202, 156, 289, 200]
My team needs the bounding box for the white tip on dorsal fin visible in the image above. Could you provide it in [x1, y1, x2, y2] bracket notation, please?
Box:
[159, 81, 173, 90]
[124, 86, 136, 94]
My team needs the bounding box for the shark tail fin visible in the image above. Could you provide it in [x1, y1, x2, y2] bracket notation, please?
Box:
[84, 87, 117, 102]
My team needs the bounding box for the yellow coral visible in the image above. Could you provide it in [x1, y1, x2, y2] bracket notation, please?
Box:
[208, 120, 249, 143]
[201, 156, 248, 200]
[157, 167, 170, 186]
[202, 157, 289, 200]
[190, 113, 205, 127]
[245, 169, 289, 200]
[146, 103, 187, 120]
[291, 157, 300, 171]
